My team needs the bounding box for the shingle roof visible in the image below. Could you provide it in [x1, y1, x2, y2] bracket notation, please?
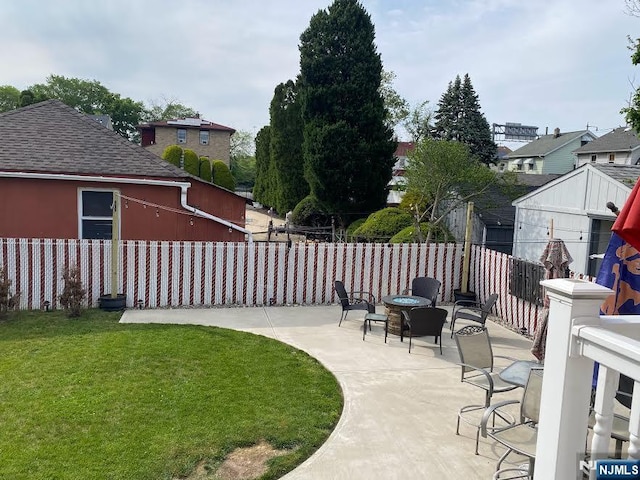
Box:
[475, 173, 560, 226]
[591, 164, 640, 187]
[0, 100, 188, 178]
[573, 127, 640, 154]
[506, 130, 593, 159]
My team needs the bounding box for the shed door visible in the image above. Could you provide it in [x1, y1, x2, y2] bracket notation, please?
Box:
[587, 219, 615, 277]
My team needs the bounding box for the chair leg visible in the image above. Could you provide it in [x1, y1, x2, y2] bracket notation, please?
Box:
[450, 317, 456, 338]
[384, 321, 388, 343]
[339, 311, 347, 326]
[408, 335, 412, 353]
[475, 426, 480, 455]
[362, 317, 367, 341]
[437, 335, 442, 355]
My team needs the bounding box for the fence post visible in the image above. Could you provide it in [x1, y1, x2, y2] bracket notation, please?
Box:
[533, 278, 612, 480]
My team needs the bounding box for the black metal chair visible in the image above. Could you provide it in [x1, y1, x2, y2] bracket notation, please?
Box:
[334, 280, 375, 326]
[400, 307, 448, 354]
[403, 277, 441, 307]
[450, 293, 499, 337]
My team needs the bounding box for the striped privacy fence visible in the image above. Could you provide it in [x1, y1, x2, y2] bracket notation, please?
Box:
[0, 239, 464, 311]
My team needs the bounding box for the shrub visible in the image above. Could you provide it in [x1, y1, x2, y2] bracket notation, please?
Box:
[59, 265, 86, 318]
[162, 145, 183, 168]
[345, 218, 366, 242]
[352, 207, 413, 243]
[291, 195, 331, 227]
[0, 267, 20, 318]
[183, 149, 200, 176]
[199, 157, 212, 182]
[399, 190, 430, 214]
[390, 222, 453, 243]
[212, 160, 237, 191]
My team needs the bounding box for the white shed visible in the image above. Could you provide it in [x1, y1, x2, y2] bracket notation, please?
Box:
[512, 164, 640, 275]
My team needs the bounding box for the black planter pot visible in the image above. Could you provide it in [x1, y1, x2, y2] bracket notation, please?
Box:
[453, 289, 477, 305]
[99, 294, 127, 311]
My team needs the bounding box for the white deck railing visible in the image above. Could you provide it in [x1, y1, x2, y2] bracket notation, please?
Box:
[533, 279, 640, 480]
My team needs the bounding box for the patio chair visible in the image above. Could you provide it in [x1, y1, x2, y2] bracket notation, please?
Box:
[400, 307, 447, 354]
[334, 280, 376, 327]
[480, 366, 543, 479]
[454, 325, 518, 455]
[450, 293, 499, 338]
[402, 277, 441, 307]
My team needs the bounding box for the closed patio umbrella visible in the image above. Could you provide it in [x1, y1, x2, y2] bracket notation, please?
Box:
[612, 177, 640, 252]
[531, 238, 573, 361]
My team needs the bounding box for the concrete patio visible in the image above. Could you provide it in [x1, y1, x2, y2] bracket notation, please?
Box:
[121, 304, 535, 479]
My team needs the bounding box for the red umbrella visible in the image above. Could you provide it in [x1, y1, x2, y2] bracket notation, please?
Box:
[531, 238, 573, 361]
[613, 177, 640, 252]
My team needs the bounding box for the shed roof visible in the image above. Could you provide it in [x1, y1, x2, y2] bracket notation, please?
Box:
[572, 127, 640, 154]
[0, 100, 189, 179]
[590, 164, 640, 187]
[507, 130, 594, 159]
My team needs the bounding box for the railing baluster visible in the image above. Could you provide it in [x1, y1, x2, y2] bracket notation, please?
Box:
[629, 381, 640, 460]
[590, 365, 618, 480]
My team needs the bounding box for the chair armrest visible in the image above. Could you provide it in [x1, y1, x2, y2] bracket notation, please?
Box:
[402, 288, 412, 295]
[457, 362, 495, 392]
[351, 291, 376, 304]
[452, 305, 483, 319]
[480, 399, 520, 438]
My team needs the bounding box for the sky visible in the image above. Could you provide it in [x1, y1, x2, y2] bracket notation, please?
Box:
[1, 0, 639, 147]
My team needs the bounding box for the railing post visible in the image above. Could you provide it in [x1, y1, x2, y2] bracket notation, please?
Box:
[533, 278, 613, 480]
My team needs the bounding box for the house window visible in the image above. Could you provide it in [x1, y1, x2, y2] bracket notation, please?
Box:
[608, 153, 615, 163]
[79, 190, 116, 239]
[177, 129, 187, 144]
[199, 130, 209, 145]
[587, 218, 615, 277]
[527, 163, 534, 171]
[516, 163, 523, 171]
[591, 154, 597, 163]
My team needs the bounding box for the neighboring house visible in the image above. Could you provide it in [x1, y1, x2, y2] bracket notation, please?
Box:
[137, 117, 235, 165]
[573, 126, 640, 168]
[445, 173, 559, 255]
[512, 163, 640, 275]
[387, 141, 414, 206]
[0, 100, 249, 242]
[499, 128, 597, 174]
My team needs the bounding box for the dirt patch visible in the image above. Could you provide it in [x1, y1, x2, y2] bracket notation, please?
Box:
[178, 441, 293, 480]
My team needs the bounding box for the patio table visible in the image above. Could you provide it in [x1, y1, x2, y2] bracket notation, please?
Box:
[381, 295, 431, 335]
[499, 360, 542, 388]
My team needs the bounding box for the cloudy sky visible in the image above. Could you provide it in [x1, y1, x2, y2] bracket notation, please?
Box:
[1, 0, 638, 145]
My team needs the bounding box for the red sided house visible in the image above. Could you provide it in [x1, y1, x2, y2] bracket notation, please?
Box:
[0, 100, 249, 242]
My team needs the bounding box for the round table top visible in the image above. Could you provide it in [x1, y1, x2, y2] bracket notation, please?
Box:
[381, 295, 431, 307]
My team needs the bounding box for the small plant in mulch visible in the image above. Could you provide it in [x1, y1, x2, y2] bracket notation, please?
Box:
[0, 267, 20, 318]
[59, 265, 87, 318]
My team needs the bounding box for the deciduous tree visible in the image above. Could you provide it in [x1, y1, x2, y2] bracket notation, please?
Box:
[0, 85, 20, 113]
[404, 138, 504, 243]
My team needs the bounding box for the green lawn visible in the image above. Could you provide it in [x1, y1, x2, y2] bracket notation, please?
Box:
[0, 310, 343, 480]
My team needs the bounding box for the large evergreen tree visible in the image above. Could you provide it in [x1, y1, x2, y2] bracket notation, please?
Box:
[269, 80, 308, 215]
[298, 0, 396, 226]
[432, 74, 496, 165]
[253, 125, 273, 207]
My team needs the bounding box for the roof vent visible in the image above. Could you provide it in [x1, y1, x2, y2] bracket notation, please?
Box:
[553, 127, 560, 138]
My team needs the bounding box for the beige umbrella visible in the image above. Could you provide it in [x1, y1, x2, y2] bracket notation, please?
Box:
[531, 238, 573, 361]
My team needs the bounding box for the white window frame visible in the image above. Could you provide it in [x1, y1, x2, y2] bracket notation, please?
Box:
[77, 188, 120, 240]
[199, 130, 209, 145]
[590, 154, 597, 163]
[177, 128, 187, 144]
[608, 153, 615, 163]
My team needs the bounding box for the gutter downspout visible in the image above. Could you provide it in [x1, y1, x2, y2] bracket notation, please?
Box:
[179, 186, 253, 243]
[0, 171, 253, 242]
